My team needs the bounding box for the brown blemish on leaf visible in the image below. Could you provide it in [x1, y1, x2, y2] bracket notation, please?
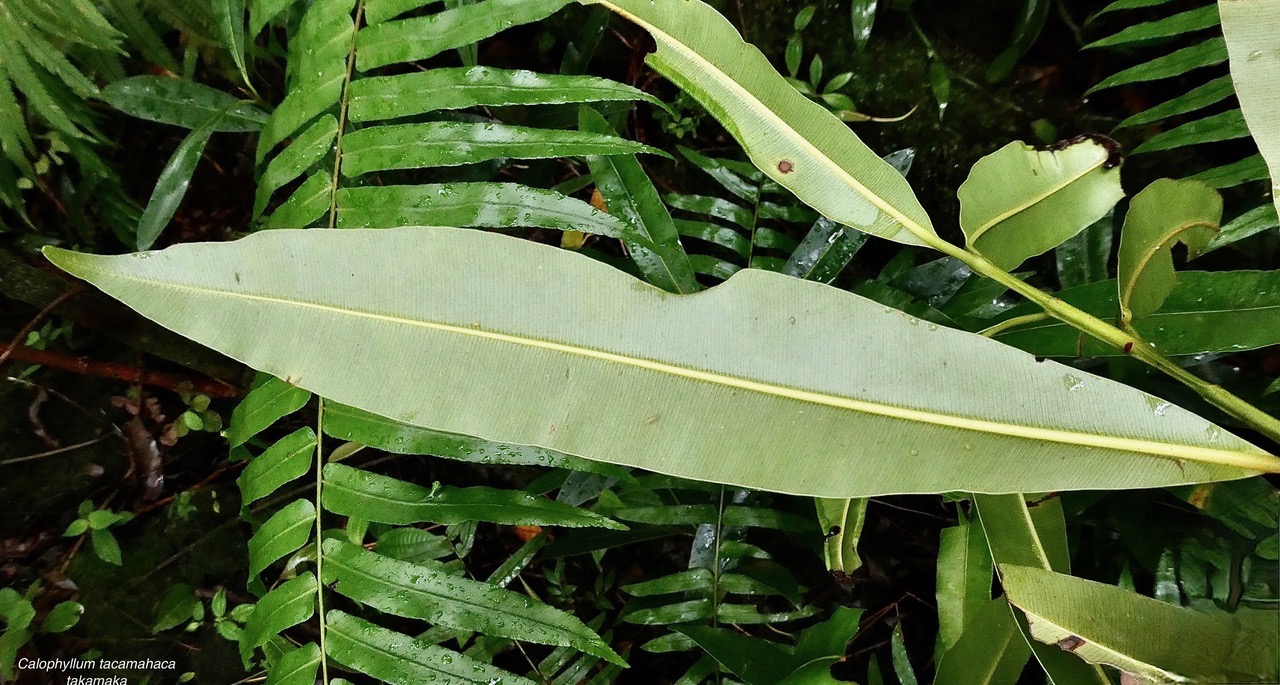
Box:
[1188, 484, 1212, 510]
[1056, 635, 1086, 652]
[777, 160, 794, 174]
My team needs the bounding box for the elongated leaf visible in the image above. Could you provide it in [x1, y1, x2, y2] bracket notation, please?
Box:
[321, 539, 625, 664]
[248, 499, 315, 580]
[339, 122, 655, 177]
[995, 270, 1280, 356]
[1132, 109, 1251, 154]
[249, 0, 294, 35]
[266, 643, 321, 685]
[1088, 37, 1227, 93]
[815, 497, 867, 575]
[783, 217, 868, 283]
[241, 573, 316, 657]
[214, 0, 253, 92]
[376, 527, 454, 563]
[851, 0, 876, 50]
[580, 0, 938, 246]
[136, 108, 226, 250]
[322, 463, 625, 529]
[255, 114, 338, 218]
[348, 66, 658, 122]
[1117, 178, 1221, 326]
[935, 518, 993, 653]
[1221, 0, 1280, 219]
[356, 0, 571, 71]
[1199, 203, 1277, 256]
[1192, 153, 1271, 188]
[335, 184, 638, 239]
[227, 375, 311, 447]
[959, 139, 1124, 270]
[987, 0, 1050, 82]
[101, 77, 267, 132]
[266, 171, 332, 230]
[238, 428, 317, 507]
[1086, 5, 1220, 50]
[934, 597, 1029, 685]
[1055, 212, 1113, 289]
[1000, 564, 1278, 683]
[322, 402, 616, 473]
[1115, 75, 1235, 130]
[45, 228, 1280, 496]
[675, 625, 794, 685]
[580, 107, 700, 294]
[326, 611, 535, 685]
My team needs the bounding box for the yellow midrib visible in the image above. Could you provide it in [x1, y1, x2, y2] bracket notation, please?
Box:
[594, 0, 937, 247]
[968, 146, 1108, 246]
[88, 264, 1278, 472]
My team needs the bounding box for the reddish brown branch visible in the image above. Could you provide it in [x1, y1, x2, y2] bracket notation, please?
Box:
[1, 345, 240, 398]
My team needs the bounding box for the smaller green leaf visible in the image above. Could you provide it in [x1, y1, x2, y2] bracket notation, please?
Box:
[1198, 203, 1277, 257]
[785, 35, 803, 78]
[376, 527, 454, 564]
[1132, 109, 1251, 154]
[248, 499, 316, 580]
[137, 108, 230, 250]
[1054, 210, 1113, 289]
[227, 375, 312, 447]
[153, 583, 198, 634]
[959, 139, 1124, 269]
[241, 573, 316, 658]
[1087, 37, 1227, 93]
[622, 598, 713, 625]
[238, 428, 317, 508]
[265, 642, 321, 685]
[622, 568, 712, 596]
[1117, 178, 1222, 326]
[249, 0, 295, 35]
[815, 497, 866, 575]
[63, 519, 89, 537]
[850, 0, 876, 50]
[676, 625, 794, 685]
[935, 517, 993, 653]
[214, 0, 254, 93]
[1191, 154, 1271, 189]
[934, 597, 1030, 685]
[1114, 75, 1234, 130]
[100, 77, 268, 132]
[891, 624, 918, 685]
[783, 217, 868, 283]
[323, 539, 624, 665]
[41, 601, 83, 633]
[265, 171, 332, 229]
[90, 529, 123, 566]
[792, 605, 863, 665]
[986, 0, 1050, 82]
[1085, 5, 1220, 50]
[326, 610, 536, 685]
[255, 114, 338, 218]
[322, 463, 625, 529]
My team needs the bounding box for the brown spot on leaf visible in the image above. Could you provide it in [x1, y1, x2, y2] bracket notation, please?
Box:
[1056, 635, 1086, 652]
[777, 160, 794, 174]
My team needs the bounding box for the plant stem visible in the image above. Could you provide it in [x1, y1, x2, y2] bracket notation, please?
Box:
[315, 398, 329, 685]
[928, 238, 1280, 446]
[977, 312, 1051, 338]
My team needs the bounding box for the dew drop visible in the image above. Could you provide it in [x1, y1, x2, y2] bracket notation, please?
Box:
[1062, 374, 1085, 391]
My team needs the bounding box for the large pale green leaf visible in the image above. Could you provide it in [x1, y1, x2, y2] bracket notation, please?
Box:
[1000, 564, 1278, 683]
[958, 140, 1125, 270]
[579, 0, 938, 247]
[1220, 0, 1280, 219]
[994, 270, 1280, 356]
[44, 228, 1280, 496]
[1117, 179, 1222, 326]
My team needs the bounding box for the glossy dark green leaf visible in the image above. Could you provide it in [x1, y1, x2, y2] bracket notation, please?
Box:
[783, 217, 867, 283]
[602, 503, 809, 531]
[934, 597, 1030, 685]
[1087, 37, 1227, 93]
[248, 499, 315, 580]
[41, 601, 83, 633]
[152, 584, 198, 633]
[622, 568, 713, 596]
[622, 598, 713, 625]
[850, 0, 876, 50]
[1133, 109, 1251, 154]
[265, 171, 332, 230]
[214, 0, 253, 91]
[679, 146, 761, 202]
[1086, 5, 1220, 50]
[1191, 154, 1271, 189]
[994, 270, 1280, 356]
[986, 0, 1050, 82]
[1114, 75, 1234, 130]
[581, 108, 700, 294]
[376, 527, 455, 564]
[322, 463, 625, 529]
[793, 606, 862, 666]
[676, 625, 793, 685]
[322, 402, 615, 473]
[935, 518, 993, 653]
[327, 610, 535, 685]
[348, 66, 659, 122]
[241, 573, 316, 657]
[265, 642, 321, 685]
[1199, 203, 1278, 256]
[100, 77, 268, 132]
[815, 497, 866, 574]
[335, 184, 637, 240]
[355, 0, 572, 71]
[891, 624, 918, 685]
[322, 539, 624, 664]
[136, 106, 224, 248]
[1055, 211, 1113, 289]
[255, 114, 338, 218]
[249, 0, 295, 34]
[90, 529, 122, 566]
[227, 375, 312, 447]
[238, 428, 317, 508]
[340, 122, 655, 177]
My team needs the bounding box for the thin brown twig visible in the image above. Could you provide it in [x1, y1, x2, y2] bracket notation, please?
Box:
[0, 286, 84, 368]
[0, 436, 109, 465]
